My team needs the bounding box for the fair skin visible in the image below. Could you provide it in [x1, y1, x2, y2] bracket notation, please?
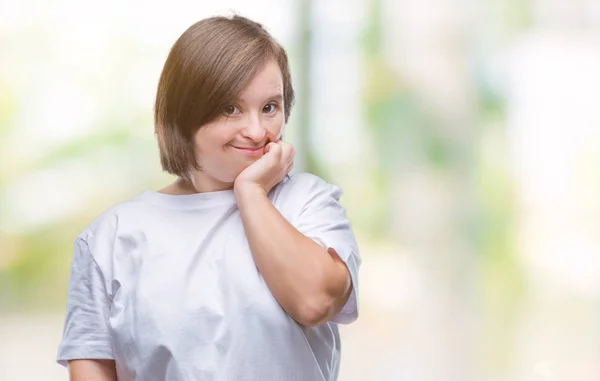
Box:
[69, 359, 117, 381]
[70, 59, 352, 380]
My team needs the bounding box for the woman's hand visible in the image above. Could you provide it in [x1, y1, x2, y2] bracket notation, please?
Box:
[234, 140, 295, 197]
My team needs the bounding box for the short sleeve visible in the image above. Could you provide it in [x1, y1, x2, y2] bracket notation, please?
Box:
[56, 238, 114, 367]
[293, 178, 362, 325]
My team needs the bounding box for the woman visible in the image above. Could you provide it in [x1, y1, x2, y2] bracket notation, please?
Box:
[57, 15, 361, 381]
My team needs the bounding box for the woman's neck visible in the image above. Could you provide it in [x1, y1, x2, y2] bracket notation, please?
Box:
[159, 175, 234, 195]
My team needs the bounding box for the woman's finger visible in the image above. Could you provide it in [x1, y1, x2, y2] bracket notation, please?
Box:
[279, 142, 295, 164]
[264, 142, 277, 154]
[267, 142, 283, 161]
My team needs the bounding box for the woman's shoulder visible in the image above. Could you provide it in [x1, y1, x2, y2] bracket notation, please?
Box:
[277, 172, 331, 192]
[76, 193, 147, 244]
[271, 172, 344, 217]
[275, 172, 342, 199]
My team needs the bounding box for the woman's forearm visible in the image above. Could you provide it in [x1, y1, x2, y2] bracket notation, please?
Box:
[235, 186, 351, 326]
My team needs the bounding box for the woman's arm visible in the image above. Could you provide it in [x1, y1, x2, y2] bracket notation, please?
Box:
[235, 185, 352, 327]
[69, 359, 117, 381]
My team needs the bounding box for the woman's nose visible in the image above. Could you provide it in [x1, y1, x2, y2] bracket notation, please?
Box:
[241, 114, 267, 141]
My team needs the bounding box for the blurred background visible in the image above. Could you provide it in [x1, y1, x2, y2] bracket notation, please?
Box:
[1, 0, 600, 380]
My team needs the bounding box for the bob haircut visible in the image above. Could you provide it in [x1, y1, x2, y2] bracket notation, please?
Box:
[154, 15, 295, 179]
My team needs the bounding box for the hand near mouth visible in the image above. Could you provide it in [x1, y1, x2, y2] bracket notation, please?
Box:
[233, 140, 295, 196]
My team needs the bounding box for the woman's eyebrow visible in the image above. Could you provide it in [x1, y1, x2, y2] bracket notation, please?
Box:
[265, 93, 283, 102]
[237, 92, 283, 105]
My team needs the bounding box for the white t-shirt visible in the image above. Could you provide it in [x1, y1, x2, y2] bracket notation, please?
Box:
[57, 173, 361, 381]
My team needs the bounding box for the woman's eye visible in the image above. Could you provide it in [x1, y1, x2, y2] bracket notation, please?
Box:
[263, 103, 277, 114]
[224, 105, 240, 116]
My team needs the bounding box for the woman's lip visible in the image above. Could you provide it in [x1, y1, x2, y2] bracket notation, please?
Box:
[231, 145, 264, 155]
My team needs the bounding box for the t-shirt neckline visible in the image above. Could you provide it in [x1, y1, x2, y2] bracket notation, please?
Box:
[138, 189, 237, 210]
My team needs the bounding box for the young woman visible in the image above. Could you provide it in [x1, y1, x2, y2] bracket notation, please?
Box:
[57, 15, 361, 381]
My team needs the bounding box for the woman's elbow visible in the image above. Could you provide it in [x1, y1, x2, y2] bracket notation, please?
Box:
[294, 257, 352, 327]
[294, 298, 335, 327]
[294, 288, 349, 327]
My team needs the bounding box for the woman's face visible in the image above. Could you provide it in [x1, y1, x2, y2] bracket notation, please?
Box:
[191, 59, 285, 188]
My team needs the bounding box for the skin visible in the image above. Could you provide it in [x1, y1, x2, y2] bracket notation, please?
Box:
[70, 59, 352, 380]
[69, 359, 117, 381]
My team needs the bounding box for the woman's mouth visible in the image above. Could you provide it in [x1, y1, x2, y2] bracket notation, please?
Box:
[231, 145, 264, 156]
